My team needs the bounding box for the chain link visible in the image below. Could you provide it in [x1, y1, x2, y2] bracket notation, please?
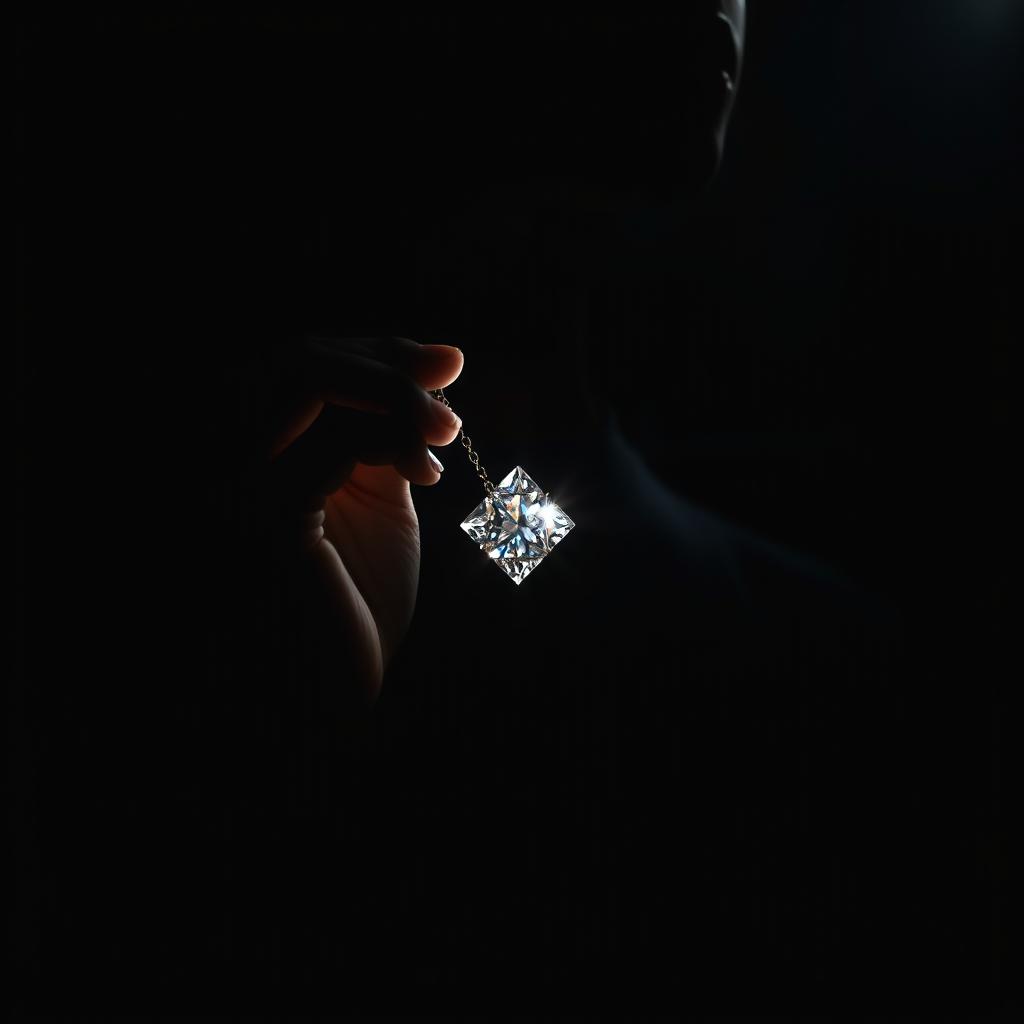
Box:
[431, 387, 494, 495]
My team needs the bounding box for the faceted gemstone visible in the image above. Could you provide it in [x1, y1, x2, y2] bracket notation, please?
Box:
[460, 466, 575, 585]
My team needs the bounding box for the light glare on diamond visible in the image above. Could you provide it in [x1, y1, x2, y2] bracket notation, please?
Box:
[459, 466, 575, 585]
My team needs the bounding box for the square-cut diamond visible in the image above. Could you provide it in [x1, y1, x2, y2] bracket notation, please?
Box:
[459, 466, 575, 585]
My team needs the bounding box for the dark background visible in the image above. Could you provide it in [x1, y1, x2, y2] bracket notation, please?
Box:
[14, 2, 1014, 1008]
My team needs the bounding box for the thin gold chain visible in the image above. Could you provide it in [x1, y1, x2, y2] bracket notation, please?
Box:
[431, 387, 494, 495]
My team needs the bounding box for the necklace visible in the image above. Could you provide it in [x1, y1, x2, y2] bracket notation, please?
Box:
[431, 386, 575, 585]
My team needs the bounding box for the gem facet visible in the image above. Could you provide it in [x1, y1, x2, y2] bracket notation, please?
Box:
[460, 466, 575, 585]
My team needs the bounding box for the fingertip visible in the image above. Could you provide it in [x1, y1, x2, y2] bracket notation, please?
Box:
[422, 414, 463, 447]
[417, 467, 444, 487]
[396, 449, 444, 487]
[421, 343, 463, 359]
[416, 344, 465, 388]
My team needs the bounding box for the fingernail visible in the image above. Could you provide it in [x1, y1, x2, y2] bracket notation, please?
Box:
[433, 402, 461, 429]
[428, 450, 444, 474]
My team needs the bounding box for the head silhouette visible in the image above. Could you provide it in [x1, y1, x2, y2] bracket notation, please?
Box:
[240, 7, 747, 231]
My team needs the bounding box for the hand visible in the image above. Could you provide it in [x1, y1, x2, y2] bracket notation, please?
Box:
[245, 336, 465, 703]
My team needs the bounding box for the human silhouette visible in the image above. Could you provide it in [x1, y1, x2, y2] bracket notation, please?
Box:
[15, 5, 912, 1006]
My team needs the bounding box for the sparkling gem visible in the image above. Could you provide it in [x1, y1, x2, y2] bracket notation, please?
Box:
[459, 466, 575, 585]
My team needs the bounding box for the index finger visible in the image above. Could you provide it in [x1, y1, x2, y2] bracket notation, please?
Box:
[334, 336, 465, 389]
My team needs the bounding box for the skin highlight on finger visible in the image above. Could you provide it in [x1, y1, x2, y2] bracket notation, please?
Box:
[412, 344, 465, 390]
[395, 445, 444, 487]
[421, 407, 463, 447]
[310, 357, 462, 444]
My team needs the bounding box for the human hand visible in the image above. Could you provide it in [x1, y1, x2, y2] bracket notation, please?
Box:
[243, 336, 464, 703]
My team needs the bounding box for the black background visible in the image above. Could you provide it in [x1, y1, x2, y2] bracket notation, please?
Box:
[14, 3, 1013, 1010]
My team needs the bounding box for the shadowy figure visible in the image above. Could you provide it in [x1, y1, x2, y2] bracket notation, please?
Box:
[16, 5, 908, 1005]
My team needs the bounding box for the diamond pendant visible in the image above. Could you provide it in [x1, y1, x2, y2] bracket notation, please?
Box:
[430, 386, 575, 586]
[460, 466, 575, 585]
